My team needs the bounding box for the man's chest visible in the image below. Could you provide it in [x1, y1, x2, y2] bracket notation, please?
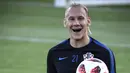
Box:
[53, 50, 108, 73]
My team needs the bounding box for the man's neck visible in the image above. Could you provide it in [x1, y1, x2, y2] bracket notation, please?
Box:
[70, 36, 90, 48]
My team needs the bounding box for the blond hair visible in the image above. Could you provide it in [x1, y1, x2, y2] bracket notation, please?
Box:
[65, 3, 89, 16]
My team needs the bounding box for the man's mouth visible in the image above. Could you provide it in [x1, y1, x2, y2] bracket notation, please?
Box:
[72, 28, 82, 32]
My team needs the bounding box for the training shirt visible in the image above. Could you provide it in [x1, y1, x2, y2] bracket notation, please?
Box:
[47, 37, 116, 73]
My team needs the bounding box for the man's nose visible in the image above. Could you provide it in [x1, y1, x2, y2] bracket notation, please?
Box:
[73, 19, 80, 25]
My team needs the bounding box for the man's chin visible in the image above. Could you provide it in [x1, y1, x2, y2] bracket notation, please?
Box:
[71, 36, 83, 41]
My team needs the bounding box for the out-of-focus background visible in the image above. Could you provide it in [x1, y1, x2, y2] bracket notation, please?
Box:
[0, 0, 130, 73]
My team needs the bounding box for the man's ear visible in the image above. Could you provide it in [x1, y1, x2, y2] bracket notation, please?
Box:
[87, 17, 91, 26]
[64, 18, 67, 27]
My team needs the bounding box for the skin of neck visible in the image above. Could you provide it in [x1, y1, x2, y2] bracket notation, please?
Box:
[70, 34, 90, 48]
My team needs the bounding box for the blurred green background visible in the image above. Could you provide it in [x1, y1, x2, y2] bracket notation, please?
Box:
[1, 0, 53, 3]
[0, 0, 130, 73]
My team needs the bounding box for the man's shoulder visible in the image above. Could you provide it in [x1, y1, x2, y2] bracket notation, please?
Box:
[49, 39, 70, 51]
[90, 37, 110, 50]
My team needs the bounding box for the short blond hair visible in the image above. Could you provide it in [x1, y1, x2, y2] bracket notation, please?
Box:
[66, 3, 89, 16]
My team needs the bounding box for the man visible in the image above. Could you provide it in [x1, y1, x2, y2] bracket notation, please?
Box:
[47, 3, 116, 73]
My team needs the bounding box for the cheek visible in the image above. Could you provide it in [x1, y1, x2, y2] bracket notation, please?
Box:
[84, 20, 89, 27]
[81, 21, 88, 27]
[65, 24, 71, 30]
[66, 22, 72, 28]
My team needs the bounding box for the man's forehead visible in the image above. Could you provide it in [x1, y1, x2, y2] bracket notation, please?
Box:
[65, 7, 87, 17]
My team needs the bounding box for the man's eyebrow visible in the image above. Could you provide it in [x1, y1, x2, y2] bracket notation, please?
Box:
[68, 15, 84, 17]
[68, 16, 74, 17]
[67, 16, 74, 18]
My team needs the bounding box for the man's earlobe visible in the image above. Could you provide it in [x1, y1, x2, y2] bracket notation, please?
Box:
[87, 17, 91, 26]
[64, 18, 67, 27]
[64, 20, 67, 27]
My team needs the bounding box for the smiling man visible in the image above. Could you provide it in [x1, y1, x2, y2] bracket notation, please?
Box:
[47, 3, 116, 73]
[64, 4, 91, 48]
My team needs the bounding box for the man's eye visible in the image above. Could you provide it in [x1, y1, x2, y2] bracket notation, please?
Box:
[78, 16, 84, 20]
[69, 17, 75, 21]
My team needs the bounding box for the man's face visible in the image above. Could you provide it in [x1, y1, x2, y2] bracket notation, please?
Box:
[64, 7, 90, 40]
